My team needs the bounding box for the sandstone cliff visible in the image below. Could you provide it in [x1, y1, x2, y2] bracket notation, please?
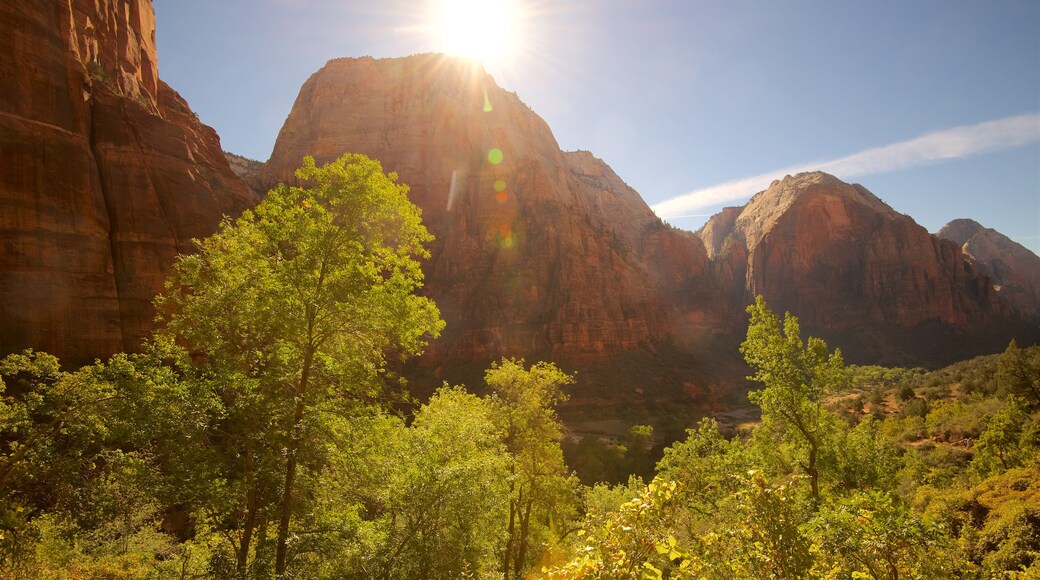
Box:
[260, 55, 717, 367]
[697, 172, 1037, 365]
[261, 55, 1038, 383]
[938, 219, 1040, 323]
[0, 0, 255, 362]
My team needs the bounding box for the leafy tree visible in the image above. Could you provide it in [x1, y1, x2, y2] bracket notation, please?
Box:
[545, 479, 692, 580]
[829, 417, 902, 492]
[740, 296, 846, 505]
[996, 340, 1040, 407]
[807, 490, 954, 579]
[971, 396, 1034, 476]
[656, 417, 751, 522]
[0, 347, 211, 577]
[486, 358, 577, 579]
[701, 472, 815, 579]
[372, 386, 509, 578]
[155, 153, 443, 575]
[621, 425, 656, 482]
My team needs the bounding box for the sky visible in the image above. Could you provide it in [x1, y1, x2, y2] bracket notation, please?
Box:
[153, 0, 1040, 253]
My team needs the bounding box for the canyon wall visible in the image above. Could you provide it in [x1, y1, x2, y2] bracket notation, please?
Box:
[0, 1, 255, 362]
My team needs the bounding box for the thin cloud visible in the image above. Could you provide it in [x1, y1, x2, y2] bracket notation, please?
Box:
[652, 113, 1040, 218]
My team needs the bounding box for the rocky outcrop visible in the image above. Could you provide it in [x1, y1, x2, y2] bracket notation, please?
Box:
[260, 55, 716, 364]
[938, 219, 1040, 323]
[697, 173, 1036, 365]
[0, 0, 255, 362]
[225, 152, 267, 193]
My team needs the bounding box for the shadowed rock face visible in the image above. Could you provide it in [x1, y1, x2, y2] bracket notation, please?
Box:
[0, 0, 255, 363]
[938, 219, 1040, 323]
[260, 55, 716, 364]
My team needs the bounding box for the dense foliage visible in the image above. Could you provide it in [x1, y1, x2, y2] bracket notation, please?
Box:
[0, 154, 1037, 577]
[545, 303, 1040, 579]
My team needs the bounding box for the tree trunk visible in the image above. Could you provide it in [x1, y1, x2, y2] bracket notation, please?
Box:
[513, 498, 534, 580]
[237, 441, 258, 574]
[275, 347, 313, 575]
[807, 439, 820, 508]
[503, 494, 516, 580]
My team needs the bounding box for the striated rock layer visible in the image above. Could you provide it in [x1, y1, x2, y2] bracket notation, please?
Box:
[0, 0, 255, 363]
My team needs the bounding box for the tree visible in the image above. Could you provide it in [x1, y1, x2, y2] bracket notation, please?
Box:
[996, 340, 1040, 407]
[740, 296, 846, 506]
[807, 490, 951, 579]
[545, 479, 693, 580]
[656, 418, 751, 521]
[155, 153, 443, 575]
[0, 347, 209, 577]
[373, 386, 509, 578]
[971, 396, 1034, 476]
[486, 358, 577, 579]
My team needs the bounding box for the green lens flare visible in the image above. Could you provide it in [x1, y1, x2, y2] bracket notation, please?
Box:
[494, 179, 507, 191]
[488, 148, 504, 165]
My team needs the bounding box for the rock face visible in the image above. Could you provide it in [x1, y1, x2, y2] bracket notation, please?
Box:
[0, 0, 255, 363]
[697, 173, 1036, 364]
[260, 55, 714, 364]
[224, 152, 266, 192]
[937, 219, 1040, 323]
[262, 56, 1039, 376]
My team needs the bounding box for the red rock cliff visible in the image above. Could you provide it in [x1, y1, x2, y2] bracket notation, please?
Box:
[260, 55, 714, 364]
[697, 172, 1036, 365]
[0, 0, 255, 362]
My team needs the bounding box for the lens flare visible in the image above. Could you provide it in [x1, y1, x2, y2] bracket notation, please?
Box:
[488, 148, 504, 164]
[499, 223, 514, 248]
[494, 179, 507, 191]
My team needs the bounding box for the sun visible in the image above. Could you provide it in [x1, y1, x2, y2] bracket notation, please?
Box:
[432, 0, 523, 69]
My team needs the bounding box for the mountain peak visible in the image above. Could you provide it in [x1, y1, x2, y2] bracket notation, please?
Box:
[732, 171, 895, 252]
[936, 218, 986, 246]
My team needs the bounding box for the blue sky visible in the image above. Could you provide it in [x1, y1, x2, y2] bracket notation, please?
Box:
[154, 0, 1040, 253]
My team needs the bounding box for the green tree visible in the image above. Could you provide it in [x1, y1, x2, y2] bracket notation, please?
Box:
[155, 153, 443, 576]
[373, 386, 509, 578]
[486, 358, 577, 579]
[0, 347, 209, 577]
[971, 396, 1034, 476]
[740, 296, 846, 506]
[807, 490, 954, 579]
[996, 340, 1040, 406]
[621, 424, 655, 482]
[545, 479, 693, 580]
[656, 417, 751, 522]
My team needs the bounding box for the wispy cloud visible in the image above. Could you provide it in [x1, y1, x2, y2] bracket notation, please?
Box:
[651, 113, 1040, 218]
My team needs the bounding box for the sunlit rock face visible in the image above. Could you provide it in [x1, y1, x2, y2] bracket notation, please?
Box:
[697, 172, 1038, 365]
[0, 0, 256, 362]
[938, 219, 1040, 324]
[264, 56, 1038, 376]
[260, 55, 718, 364]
